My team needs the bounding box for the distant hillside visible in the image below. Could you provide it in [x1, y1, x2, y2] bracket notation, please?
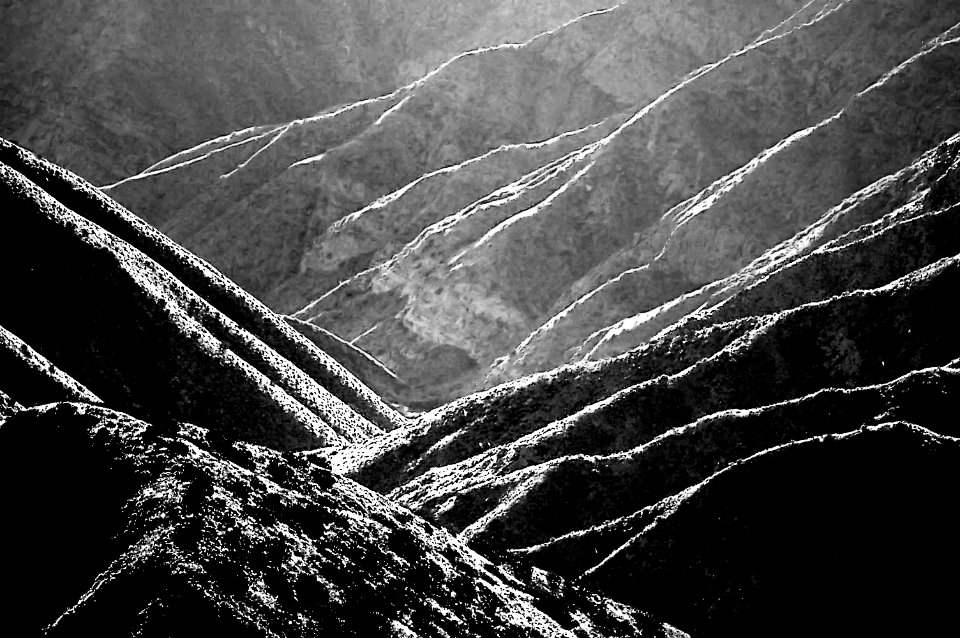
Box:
[101, 0, 960, 408]
[0, 0, 610, 183]
[105, 0, 825, 405]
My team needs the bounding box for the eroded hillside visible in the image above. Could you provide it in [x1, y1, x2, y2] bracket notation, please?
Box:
[104, 0, 824, 406]
[101, 0, 960, 409]
[334, 128, 960, 636]
[3, 0, 959, 635]
[0, 401, 684, 636]
[0, 139, 403, 446]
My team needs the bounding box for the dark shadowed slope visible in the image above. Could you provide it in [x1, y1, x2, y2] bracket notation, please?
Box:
[0, 323, 101, 407]
[0, 138, 404, 448]
[581, 423, 960, 637]
[0, 390, 21, 419]
[467, 362, 960, 555]
[517, 359, 960, 568]
[0, 402, 685, 637]
[0, 138, 403, 434]
[295, 0, 959, 405]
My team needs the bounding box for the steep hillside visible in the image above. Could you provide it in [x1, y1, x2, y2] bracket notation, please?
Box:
[0, 138, 403, 448]
[578, 423, 960, 637]
[519, 366, 960, 571]
[494, 20, 960, 378]
[308, 0, 960, 402]
[331, 104, 960, 635]
[0, 0, 610, 183]
[5, 1, 960, 635]
[102, 0, 814, 405]
[0, 402, 682, 637]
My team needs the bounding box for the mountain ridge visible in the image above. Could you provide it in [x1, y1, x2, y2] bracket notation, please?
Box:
[98, 0, 960, 408]
[1, 0, 614, 184]
[2, 0, 959, 634]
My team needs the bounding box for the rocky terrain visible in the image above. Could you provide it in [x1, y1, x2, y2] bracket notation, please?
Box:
[99, 0, 960, 407]
[329, 125, 960, 634]
[3, 0, 960, 635]
[0, 137, 403, 447]
[2, 401, 687, 637]
[0, 141, 682, 636]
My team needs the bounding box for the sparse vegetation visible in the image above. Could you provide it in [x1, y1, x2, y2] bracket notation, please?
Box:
[2, 1, 960, 635]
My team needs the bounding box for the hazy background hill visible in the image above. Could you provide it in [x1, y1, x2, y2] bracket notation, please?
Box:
[2, 0, 960, 634]
[0, 0, 610, 184]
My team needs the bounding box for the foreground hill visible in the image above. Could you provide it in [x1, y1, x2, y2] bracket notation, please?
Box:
[581, 422, 960, 637]
[0, 402, 682, 637]
[0, 0, 610, 183]
[0, 142, 687, 636]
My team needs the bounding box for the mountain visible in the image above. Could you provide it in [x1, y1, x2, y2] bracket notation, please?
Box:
[332, 129, 960, 635]
[0, 0, 611, 184]
[1, 401, 686, 637]
[101, 0, 960, 407]
[0, 141, 683, 637]
[0, 137, 403, 446]
[3, 0, 960, 634]
[6, 120, 957, 636]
